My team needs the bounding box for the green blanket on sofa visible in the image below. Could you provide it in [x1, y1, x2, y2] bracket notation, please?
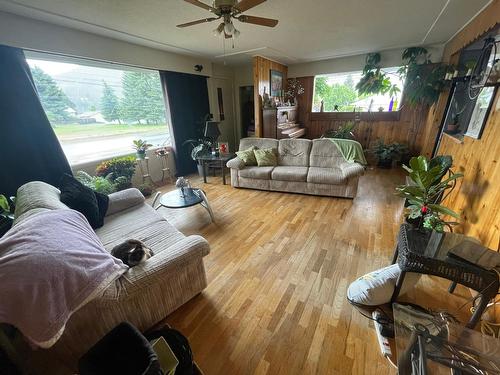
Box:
[328, 138, 368, 165]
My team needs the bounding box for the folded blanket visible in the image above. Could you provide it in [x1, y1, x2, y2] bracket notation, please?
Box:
[328, 138, 368, 165]
[0, 209, 128, 348]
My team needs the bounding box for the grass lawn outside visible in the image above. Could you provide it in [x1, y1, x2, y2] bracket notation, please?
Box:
[53, 123, 169, 141]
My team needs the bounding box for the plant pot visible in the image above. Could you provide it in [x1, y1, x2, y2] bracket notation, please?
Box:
[377, 158, 392, 168]
[136, 151, 146, 159]
[197, 163, 205, 177]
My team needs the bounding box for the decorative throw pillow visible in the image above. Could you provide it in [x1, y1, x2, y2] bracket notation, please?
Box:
[346, 264, 421, 306]
[254, 148, 277, 167]
[235, 147, 257, 166]
[59, 174, 109, 229]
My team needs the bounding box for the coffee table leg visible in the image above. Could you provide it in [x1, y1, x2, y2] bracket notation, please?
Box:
[197, 190, 215, 222]
[152, 192, 161, 209]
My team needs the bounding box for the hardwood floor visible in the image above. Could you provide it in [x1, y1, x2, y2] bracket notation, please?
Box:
[154, 169, 473, 375]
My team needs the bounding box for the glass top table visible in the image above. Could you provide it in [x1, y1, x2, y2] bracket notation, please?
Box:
[390, 224, 500, 328]
[196, 153, 235, 185]
[152, 188, 214, 222]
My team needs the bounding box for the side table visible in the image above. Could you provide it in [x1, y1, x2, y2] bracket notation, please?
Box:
[196, 153, 235, 185]
[390, 224, 499, 329]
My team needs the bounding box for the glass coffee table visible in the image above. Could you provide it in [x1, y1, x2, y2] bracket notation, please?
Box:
[152, 188, 214, 222]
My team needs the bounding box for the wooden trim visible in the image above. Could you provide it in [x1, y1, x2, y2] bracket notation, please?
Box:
[310, 111, 401, 122]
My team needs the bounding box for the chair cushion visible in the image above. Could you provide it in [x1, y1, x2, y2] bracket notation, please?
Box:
[307, 167, 345, 185]
[235, 146, 257, 166]
[278, 139, 311, 167]
[254, 148, 278, 167]
[238, 166, 274, 180]
[271, 166, 308, 182]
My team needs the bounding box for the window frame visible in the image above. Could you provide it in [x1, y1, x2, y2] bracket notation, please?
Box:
[311, 67, 405, 122]
[24, 50, 172, 165]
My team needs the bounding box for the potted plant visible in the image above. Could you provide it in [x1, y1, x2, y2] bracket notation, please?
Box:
[0, 194, 14, 237]
[371, 140, 408, 168]
[322, 121, 356, 140]
[356, 53, 400, 98]
[132, 139, 153, 159]
[396, 155, 463, 232]
[182, 137, 215, 176]
[446, 114, 460, 134]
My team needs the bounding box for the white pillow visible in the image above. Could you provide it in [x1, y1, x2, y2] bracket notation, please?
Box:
[347, 264, 421, 306]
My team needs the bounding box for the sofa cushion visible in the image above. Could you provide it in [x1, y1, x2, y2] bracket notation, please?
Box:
[254, 148, 278, 167]
[278, 139, 312, 167]
[59, 174, 109, 229]
[271, 166, 308, 182]
[307, 167, 345, 185]
[309, 139, 345, 168]
[14, 181, 68, 224]
[239, 137, 278, 151]
[235, 147, 257, 166]
[238, 166, 274, 180]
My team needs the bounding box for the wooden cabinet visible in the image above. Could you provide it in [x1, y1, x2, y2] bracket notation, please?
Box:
[262, 105, 305, 139]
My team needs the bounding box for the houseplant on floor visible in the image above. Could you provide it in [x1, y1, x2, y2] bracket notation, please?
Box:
[396, 155, 463, 232]
[371, 140, 409, 168]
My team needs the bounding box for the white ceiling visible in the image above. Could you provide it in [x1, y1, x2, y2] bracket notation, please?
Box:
[0, 0, 492, 65]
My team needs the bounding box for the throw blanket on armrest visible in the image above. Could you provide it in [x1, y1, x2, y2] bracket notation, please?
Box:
[0, 209, 127, 348]
[328, 138, 368, 165]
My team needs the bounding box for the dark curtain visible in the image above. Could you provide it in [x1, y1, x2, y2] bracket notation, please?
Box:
[0, 45, 71, 197]
[160, 71, 210, 176]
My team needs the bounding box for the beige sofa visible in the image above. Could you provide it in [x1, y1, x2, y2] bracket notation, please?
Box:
[9, 181, 210, 372]
[227, 138, 365, 198]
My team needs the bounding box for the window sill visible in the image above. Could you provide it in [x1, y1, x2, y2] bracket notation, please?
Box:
[310, 111, 401, 122]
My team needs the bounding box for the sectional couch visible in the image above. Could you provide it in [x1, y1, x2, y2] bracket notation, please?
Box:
[226, 138, 365, 198]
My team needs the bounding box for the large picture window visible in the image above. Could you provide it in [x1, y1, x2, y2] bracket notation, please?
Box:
[26, 53, 171, 165]
[312, 67, 404, 113]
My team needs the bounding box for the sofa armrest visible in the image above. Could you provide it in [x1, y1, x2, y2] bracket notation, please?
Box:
[339, 162, 365, 179]
[106, 188, 145, 216]
[226, 157, 245, 170]
[103, 235, 210, 300]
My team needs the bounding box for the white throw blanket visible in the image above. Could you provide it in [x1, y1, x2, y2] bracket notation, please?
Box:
[0, 209, 128, 348]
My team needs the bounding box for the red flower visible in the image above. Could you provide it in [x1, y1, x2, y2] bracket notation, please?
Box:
[421, 206, 429, 214]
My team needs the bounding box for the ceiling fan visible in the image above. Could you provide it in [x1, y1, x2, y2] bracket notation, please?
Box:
[177, 0, 278, 39]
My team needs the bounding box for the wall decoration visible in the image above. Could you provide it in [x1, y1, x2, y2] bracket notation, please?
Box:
[217, 87, 225, 121]
[270, 70, 283, 97]
[465, 86, 497, 139]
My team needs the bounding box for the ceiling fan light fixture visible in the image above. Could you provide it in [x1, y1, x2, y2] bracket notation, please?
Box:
[224, 20, 235, 35]
[213, 22, 225, 36]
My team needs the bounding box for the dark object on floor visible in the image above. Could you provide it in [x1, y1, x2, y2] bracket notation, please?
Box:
[59, 173, 109, 229]
[111, 239, 154, 267]
[78, 322, 161, 375]
[146, 328, 194, 375]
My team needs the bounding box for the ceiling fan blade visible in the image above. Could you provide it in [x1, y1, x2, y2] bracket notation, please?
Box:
[177, 17, 218, 28]
[237, 15, 278, 27]
[234, 0, 266, 13]
[184, 0, 218, 13]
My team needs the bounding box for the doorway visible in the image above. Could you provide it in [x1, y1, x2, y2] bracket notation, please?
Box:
[239, 86, 255, 138]
[211, 77, 236, 152]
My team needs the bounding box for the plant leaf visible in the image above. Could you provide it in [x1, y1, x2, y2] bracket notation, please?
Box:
[428, 204, 460, 219]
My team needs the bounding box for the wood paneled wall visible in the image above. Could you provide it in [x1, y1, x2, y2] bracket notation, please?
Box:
[253, 56, 288, 137]
[295, 76, 431, 154]
[417, 0, 500, 250]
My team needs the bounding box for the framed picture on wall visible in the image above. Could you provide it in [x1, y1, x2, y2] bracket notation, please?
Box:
[465, 86, 497, 139]
[270, 70, 283, 97]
